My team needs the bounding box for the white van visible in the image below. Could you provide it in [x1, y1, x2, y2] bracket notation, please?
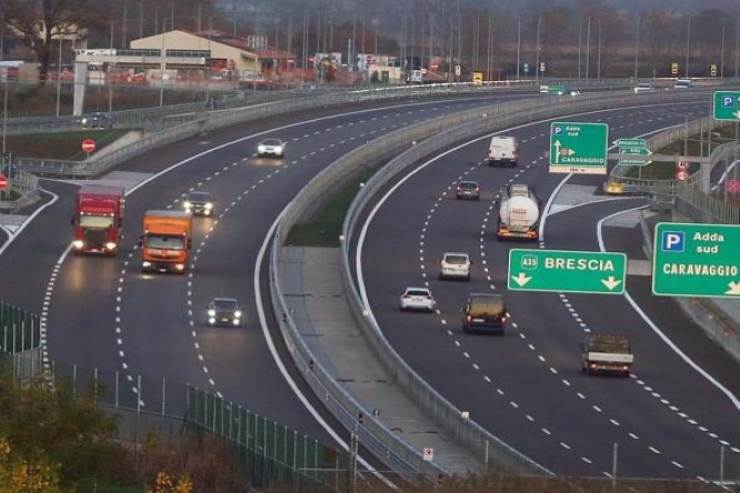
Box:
[488, 136, 519, 167]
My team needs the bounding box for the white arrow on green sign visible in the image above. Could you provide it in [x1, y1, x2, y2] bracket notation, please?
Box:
[549, 122, 609, 175]
[713, 91, 740, 121]
[617, 138, 651, 166]
[507, 249, 627, 295]
[652, 222, 740, 298]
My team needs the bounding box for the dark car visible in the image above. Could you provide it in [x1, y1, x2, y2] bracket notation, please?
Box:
[184, 191, 214, 216]
[456, 181, 480, 200]
[462, 293, 507, 334]
[81, 112, 113, 129]
[207, 297, 242, 327]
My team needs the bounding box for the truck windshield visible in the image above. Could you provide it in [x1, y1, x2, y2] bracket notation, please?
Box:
[145, 234, 185, 250]
[79, 215, 114, 229]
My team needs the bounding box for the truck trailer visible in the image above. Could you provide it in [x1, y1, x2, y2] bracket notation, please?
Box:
[72, 185, 125, 256]
[496, 184, 540, 241]
[582, 333, 634, 377]
[140, 210, 192, 274]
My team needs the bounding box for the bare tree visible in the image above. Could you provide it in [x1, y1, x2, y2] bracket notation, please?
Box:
[1, 0, 107, 83]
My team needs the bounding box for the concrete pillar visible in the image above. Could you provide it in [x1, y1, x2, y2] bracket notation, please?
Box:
[72, 61, 88, 116]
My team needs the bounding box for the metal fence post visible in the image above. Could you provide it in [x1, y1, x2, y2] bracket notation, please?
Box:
[72, 364, 77, 398]
[611, 442, 618, 489]
[93, 368, 98, 407]
[719, 444, 725, 486]
[136, 375, 142, 413]
[114, 371, 119, 408]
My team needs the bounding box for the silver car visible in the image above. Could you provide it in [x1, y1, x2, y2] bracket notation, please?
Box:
[257, 138, 286, 158]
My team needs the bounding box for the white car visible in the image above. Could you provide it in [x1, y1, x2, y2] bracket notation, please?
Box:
[257, 138, 286, 158]
[673, 78, 692, 89]
[399, 287, 436, 312]
[633, 82, 652, 94]
[440, 252, 471, 280]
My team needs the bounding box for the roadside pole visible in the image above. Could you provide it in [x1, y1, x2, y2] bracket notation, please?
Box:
[611, 442, 618, 489]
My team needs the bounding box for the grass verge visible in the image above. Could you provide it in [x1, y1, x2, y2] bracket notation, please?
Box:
[287, 165, 381, 247]
[6, 129, 128, 160]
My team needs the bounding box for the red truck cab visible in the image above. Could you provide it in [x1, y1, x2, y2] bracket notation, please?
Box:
[72, 185, 125, 256]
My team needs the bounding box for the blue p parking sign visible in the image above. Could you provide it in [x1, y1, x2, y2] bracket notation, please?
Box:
[661, 231, 685, 252]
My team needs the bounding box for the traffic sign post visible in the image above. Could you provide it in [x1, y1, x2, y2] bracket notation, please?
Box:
[710, 64, 718, 77]
[0, 174, 7, 191]
[507, 249, 627, 295]
[617, 138, 650, 166]
[549, 122, 609, 175]
[712, 91, 740, 121]
[652, 223, 740, 298]
[81, 138, 96, 159]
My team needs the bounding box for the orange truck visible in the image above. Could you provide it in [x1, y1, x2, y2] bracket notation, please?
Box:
[139, 210, 192, 274]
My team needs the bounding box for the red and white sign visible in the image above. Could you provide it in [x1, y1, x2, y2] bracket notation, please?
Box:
[725, 179, 740, 194]
[81, 139, 96, 154]
[677, 160, 690, 170]
[0, 174, 7, 190]
[675, 169, 689, 181]
[422, 448, 434, 462]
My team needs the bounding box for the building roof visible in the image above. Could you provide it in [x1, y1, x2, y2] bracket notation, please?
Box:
[192, 30, 295, 59]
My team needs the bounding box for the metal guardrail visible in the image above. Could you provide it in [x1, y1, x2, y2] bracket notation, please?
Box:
[0, 169, 41, 213]
[269, 89, 715, 478]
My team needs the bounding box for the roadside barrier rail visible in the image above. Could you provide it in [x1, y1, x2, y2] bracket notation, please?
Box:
[270, 89, 714, 478]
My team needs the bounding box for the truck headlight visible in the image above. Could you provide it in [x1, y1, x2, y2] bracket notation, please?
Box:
[204, 202, 213, 209]
[234, 310, 242, 318]
[183, 201, 192, 209]
[142, 261, 151, 268]
[73, 240, 85, 249]
[233, 318, 240, 326]
[208, 309, 216, 317]
[105, 241, 117, 251]
[208, 317, 216, 325]
[175, 263, 185, 271]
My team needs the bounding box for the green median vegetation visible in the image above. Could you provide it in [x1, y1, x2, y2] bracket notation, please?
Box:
[287, 165, 381, 247]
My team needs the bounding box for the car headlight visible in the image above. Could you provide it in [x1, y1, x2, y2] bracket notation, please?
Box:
[204, 202, 213, 209]
[73, 240, 85, 249]
[275, 146, 284, 154]
[184, 201, 192, 209]
[234, 310, 242, 318]
[257, 145, 266, 153]
[208, 309, 216, 317]
[233, 319, 240, 326]
[208, 317, 216, 325]
[82, 118, 88, 124]
[105, 241, 117, 251]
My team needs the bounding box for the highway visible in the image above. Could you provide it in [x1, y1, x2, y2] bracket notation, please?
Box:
[0, 91, 537, 446]
[358, 100, 740, 479]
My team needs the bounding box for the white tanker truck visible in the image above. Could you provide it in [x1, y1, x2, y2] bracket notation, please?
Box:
[496, 184, 541, 241]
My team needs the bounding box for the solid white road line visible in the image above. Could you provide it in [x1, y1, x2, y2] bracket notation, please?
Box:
[0, 188, 59, 257]
[596, 205, 740, 412]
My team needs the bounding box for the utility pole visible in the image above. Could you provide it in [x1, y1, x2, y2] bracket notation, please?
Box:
[121, 1, 127, 47]
[487, 16, 493, 80]
[109, 22, 114, 113]
[634, 13, 640, 80]
[139, 0, 144, 39]
[685, 15, 692, 78]
[585, 17, 591, 80]
[159, 19, 165, 106]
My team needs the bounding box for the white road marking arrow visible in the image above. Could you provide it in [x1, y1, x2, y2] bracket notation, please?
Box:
[725, 281, 740, 295]
[601, 276, 622, 291]
[512, 273, 532, 287]
[553, 140, 562, 164]
[734, 110, 740, 120]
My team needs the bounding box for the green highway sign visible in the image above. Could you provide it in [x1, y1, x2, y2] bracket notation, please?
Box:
[652, 222, 740, 298]
[549, 122, 609, 175]
[617, 138, 650, 166]
[712, 91, 740, 121]
[508, 249, 627, 295]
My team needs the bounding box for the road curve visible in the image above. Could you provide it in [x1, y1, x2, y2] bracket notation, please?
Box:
[359, 101, 739, 479]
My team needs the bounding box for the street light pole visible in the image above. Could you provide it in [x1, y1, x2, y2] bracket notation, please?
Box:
[535, 15, 541, 84]
[685, 15, 692, 78]
[159, 19, 165, 107]
[634, 13, 640, 80]
[55, 37, 63, 117]
[720, 20, 726, 78]
[516, 17, 521, 80]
